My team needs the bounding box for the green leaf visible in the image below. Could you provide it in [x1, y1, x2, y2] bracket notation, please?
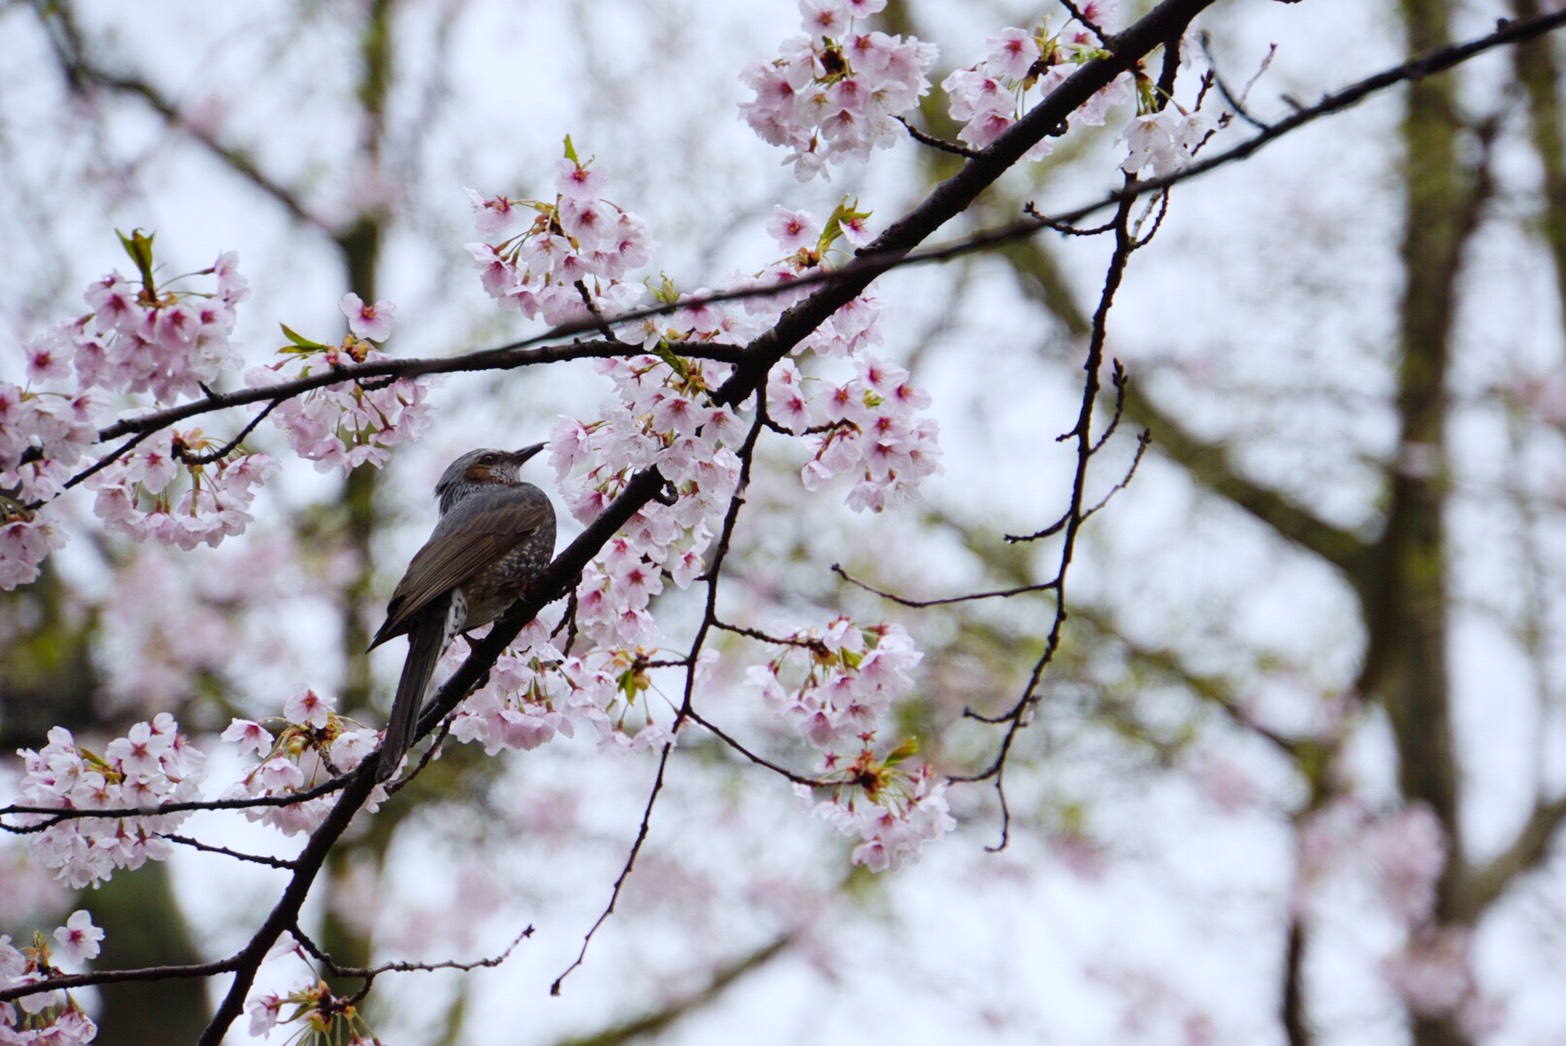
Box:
[646, 272, 681, 305]
[885, 737, 920, 764]
[117, 228, 158, 292]
[278, 323, 328, 352]
[563, 134, 579, 164]
[651, 344, 690, 380]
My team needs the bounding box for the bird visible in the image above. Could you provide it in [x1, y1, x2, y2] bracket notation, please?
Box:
[368, 444, 556, 779]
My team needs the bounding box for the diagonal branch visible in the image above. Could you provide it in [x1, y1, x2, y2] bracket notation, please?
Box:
[1461, 792, 1566, 917]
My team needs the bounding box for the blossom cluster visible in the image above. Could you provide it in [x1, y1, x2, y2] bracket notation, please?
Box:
[755, 205, 942, 510]
[3, 234, 437, 588]
[743, 618, 952, 871]
[745, 617, 921, 751]
[1291, 800, 1495, 1023]
[0, 911, 103, 1044]
[2, 238, 254, 587]
[465, 150, 656, 327]
[941, 6, 1133, 158]
[246, 978, 377, 1044]
[75, 237, 249, 404]
[448, 621, 687, 756]
[84, 431, 277, 552]
[802, 756, 955, 872]
[244, 294, 436, 474]
[739, 0, 937, 180]
[245, 938, 379, 1043]
[4, 237, 245, 510]
[1296, 800, 1448, 925]
[0, 514, 69, 592]
[221, 689, 383, 835]
[0, 383, 97, 511]
[1119, 104, 1217, 178]
[553, 354, 746, 648]
[13, 716, 205, 890]
[542, 346, 748, 748]
[770, 351, 940, 511]
[1361, 803, 1447, 925]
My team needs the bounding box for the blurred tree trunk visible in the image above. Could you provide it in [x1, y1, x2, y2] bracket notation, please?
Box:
[1373, 1, 1472, 1041]
[90, 865, 209, 1044]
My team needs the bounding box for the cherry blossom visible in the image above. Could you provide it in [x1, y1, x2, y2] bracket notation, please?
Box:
[246, 992, 284, 1037]
[465, 150, 656, 326]
[0, 375, 100, 588]
[800, 761, 955, 872]
[942, 14, 1134, 160]
[740, 9, 936, 180]
[1, 238, 327, 585]
[339, 292, 396, 341]
[83, 436, 278, 552]
[0, 920, 101, 1043]
[221, 718, 276, 757]
[50, 912, 103, 965]
[247, 341, 436, 475]
[1120, 106, 1217, 177]
[1363, 803, 1447, 925]
[1380, 926, 1477, 1020]
[284, 688, 333, 730]
[242, 975, 379, 1044]
[13, 715, 206, 889]
[0, 515, 69, 591]
[75, 239, 248, 403]
[747, 618, 921, 750]
[224, 687, 385, 834]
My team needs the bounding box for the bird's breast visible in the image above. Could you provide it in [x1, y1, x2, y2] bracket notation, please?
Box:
[452, 529, 555, 631]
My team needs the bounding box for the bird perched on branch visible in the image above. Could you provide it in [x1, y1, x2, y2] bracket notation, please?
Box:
[369, 444, 556, 779]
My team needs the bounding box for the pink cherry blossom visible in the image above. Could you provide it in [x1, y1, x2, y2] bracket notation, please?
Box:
[1120, 106, 1215, 177]
[468, 156, 656, 326]
[249, 348, 435, 476]
[0, 515, 69, 590]
[339, 292, 396, 341]
[986, 28, 1041, 81]
[221, 719, 276, 757]
[943, 19, 1144, 161]
[555, 157, 608, 200]
[464, 187, 523, 236]
[1381, 926, 1475, 1018]
[1364, 804, 1447, 925]
[51, 911, 104, 965]
[15, 718, 206, 888]
[247, 993, 284, 1036]
[283, 688, 332, 730]
[741, 17, 936, 180]
[768, 206, 821, 253]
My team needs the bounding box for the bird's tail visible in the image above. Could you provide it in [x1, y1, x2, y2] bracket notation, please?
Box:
[377, 605, 447, 780]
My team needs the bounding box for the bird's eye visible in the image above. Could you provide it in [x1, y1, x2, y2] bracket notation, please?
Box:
[480, 453, 499, 465]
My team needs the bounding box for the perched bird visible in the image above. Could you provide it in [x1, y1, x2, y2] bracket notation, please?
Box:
[369, 444, 556, 778]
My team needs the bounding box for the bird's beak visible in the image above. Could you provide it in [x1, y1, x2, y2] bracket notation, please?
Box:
[513, 442, 548, 464]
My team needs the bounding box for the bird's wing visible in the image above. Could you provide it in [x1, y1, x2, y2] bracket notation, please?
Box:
[368, 488, 553, 649]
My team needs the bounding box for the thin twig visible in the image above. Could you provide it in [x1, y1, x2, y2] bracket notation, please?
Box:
[551, 743, 674, 996]
[831, 563, 1061, 606]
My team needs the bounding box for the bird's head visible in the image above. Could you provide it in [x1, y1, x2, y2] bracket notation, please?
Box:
[435, 444, 547, 500]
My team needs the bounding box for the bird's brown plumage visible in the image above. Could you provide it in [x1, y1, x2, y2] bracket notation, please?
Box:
[368, 489, 554, 649]
[370, 445, 556, 778]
